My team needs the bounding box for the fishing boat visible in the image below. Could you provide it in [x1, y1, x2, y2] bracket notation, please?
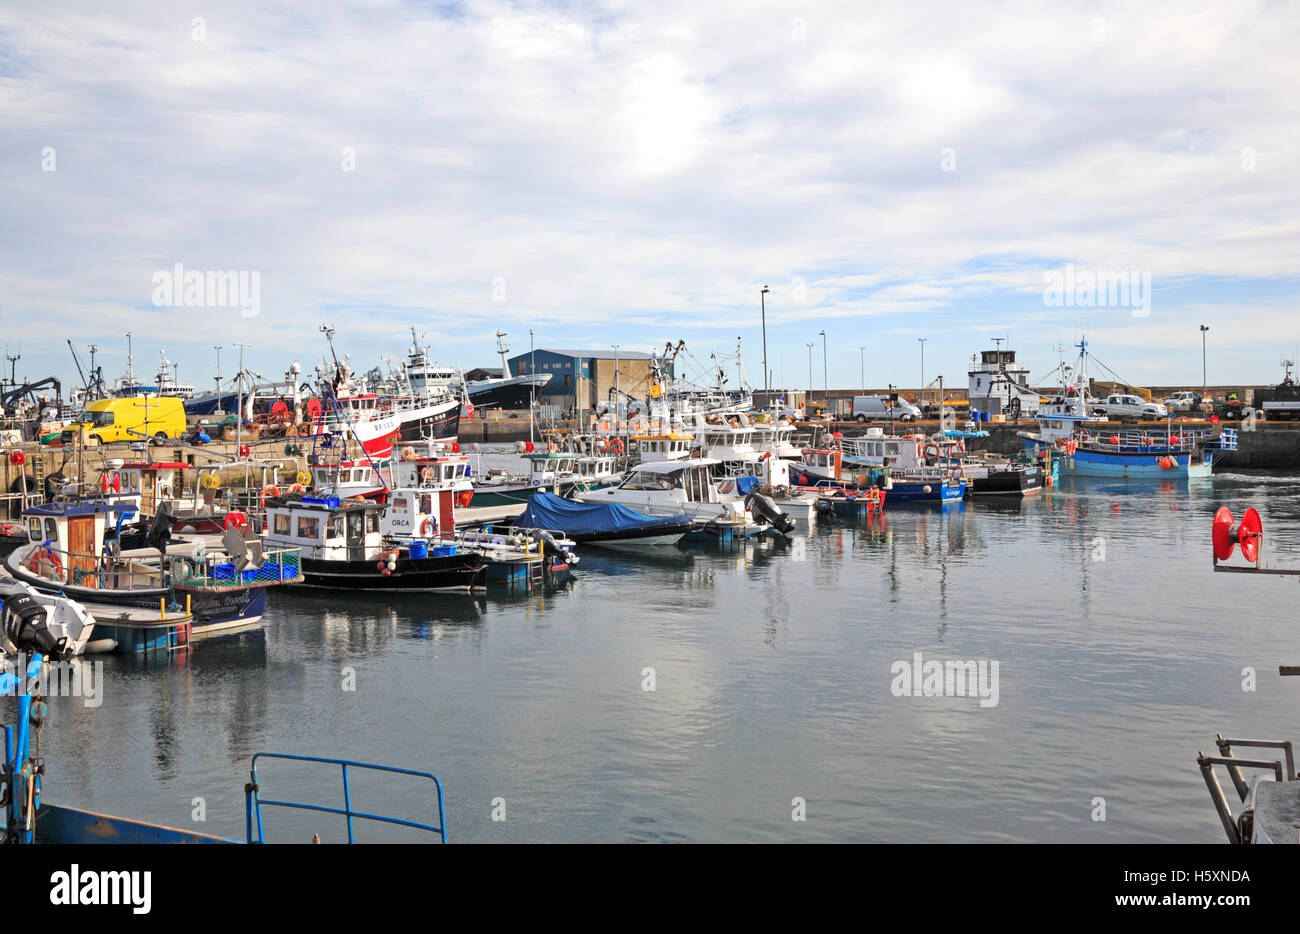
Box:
[379, 459, 575, 587]
[1019, 338, 1237, 478]
[835, 431, 966, 503]
[4, 500, 297, 650]
[263, 493, 486, 591]
[471, 451, 621, 507]
[516, 491, 693, 547]
[1, 577, 102, 659]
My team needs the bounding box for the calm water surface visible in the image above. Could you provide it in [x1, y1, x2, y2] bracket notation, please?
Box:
[16, 455, 1300, 843]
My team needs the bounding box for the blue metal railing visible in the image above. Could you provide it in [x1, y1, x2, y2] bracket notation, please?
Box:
[245, 752, 447, 844]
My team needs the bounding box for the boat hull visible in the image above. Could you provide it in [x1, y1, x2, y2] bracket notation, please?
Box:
[293, 553, 486, 591]
[1022, 439, 1213, 478]
[971, 466, 1042, 496]
[397, 401, 460, 443]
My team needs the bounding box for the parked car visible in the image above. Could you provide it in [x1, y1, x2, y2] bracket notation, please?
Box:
[1163, 391, 1211, 413]
[1094, 393, 1168, 420]
[852, 394, 923, 422]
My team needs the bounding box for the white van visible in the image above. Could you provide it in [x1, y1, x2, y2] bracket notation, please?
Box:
[852, 395, 922, 422]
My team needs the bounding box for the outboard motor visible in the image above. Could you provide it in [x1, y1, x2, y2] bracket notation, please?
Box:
[745, 491, 796, 537]
[527, 529, 579, 566]
[1, 592, 70, 661]
[147, 501, 178, 555]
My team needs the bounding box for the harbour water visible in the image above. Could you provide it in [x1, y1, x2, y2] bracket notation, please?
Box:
[17, 456, 1300, 843]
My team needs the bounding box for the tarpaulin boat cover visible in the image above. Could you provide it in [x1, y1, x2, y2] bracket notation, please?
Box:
[517, 492, 691, 537]
[734, 476, 761, 495]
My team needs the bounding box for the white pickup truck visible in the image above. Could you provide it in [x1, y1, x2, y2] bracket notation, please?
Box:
[1094, 394, 1168, 420]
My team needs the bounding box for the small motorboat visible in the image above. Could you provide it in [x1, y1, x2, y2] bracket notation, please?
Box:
[1, 577, 101, 660]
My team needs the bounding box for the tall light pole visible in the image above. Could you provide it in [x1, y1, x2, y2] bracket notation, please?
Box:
[760, 286, 770, 397]
[529, 329, 535, 444]
[859, 345, 866, 394]
[806, 342, 815, 410]
[1200, 325, 1209, 396]
[918, 337, 927, 410]
[816, 331, 826, 400]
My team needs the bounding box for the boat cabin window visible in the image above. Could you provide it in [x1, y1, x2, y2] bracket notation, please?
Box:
[27, 518, 40, 541]
[442, 466, 455, 481]
[44, 518, 58, 541]
[391, 496, 409, 512]
[684, 468, 708, 502]
[367, 512, 379, 534]
[420, 494, 433, 514]
[621, 470, 673, 491]
[273, 513, 290, 536]
[885, 441, 900, 457]
[329, 515, 345, 539]
[297, 516, 321, 539]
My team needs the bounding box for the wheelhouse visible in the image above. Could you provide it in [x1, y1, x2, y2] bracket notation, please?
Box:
[264, 496, 384, 561]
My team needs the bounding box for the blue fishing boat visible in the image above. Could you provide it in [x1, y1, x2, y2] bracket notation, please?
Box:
[1019, 337, 1237, 478]
[516, 491, 693, 547]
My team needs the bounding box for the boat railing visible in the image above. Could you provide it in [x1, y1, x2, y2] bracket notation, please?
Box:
[1074, 427, 1235, 452]
[169, 546, 303, 589]
[245, 752, 447, 844]
[16, 541, 161, 590]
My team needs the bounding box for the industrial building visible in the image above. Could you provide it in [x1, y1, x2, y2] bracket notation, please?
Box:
[505, 348, 665, 414]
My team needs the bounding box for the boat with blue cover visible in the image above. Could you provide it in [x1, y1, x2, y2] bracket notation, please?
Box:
[516, 491, 693, 547]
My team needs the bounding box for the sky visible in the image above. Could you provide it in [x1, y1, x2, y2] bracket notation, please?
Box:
[1, 0, 1298, 398]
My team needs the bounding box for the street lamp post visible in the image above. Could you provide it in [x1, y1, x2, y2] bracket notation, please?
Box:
[760, 286, 770, 397]
[918, 337, 927, 411]
[806, 342, 815, 413]
[820, 330, 827, 415]
[1200, 325, 1209, 396]
[529, 329, 535, 445]
[859, 345, 866, 394]
[612, 344, 620, 422]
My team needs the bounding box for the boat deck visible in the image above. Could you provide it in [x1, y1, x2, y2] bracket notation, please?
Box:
[455, 504, 526, 527]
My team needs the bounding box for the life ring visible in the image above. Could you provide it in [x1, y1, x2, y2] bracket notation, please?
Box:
[457, 490, 473, 508]
[288, 483, 305, 494]
[260, 484, 280, 506]
[450, 442, 461, 454]
[8, 450, 24, 466]
[607, 438, 624, 455]
[421, 467, 436, 483]
[1077, 429, 1090, 442]
[955, 440, 966, 454]
[26, 547, 63, 581]
[201, 473, 221, 490]
[421, 517, 436, 537]
[594, 437, 609, 454]
[225, 511, 248, 530]
[923, 443, 941, 461]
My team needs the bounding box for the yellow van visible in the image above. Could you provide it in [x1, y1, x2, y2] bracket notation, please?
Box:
[62, 396, 187, 446]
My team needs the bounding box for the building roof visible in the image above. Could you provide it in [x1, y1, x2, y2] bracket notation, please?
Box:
[511, 348, 655, 361]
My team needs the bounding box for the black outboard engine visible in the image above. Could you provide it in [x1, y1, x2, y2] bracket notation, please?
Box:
[147, 501, 178, 555]
[1, 592, 70, 661]
[527, 529, 579, 566]
[745, 491, 796, 537]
